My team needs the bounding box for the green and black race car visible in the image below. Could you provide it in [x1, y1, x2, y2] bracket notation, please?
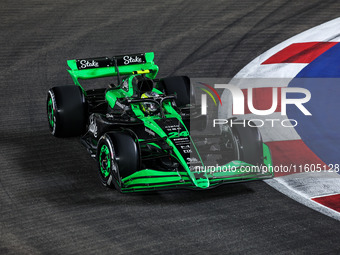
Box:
[47, 52, 273, 193]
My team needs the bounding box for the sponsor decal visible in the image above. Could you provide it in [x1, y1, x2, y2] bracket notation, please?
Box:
[76, 57, 111, 70]
[115, 101, 129, 110]
[186, 157, 198, 163]
[106, 113, 114, 119]
[123, 55, 143, 65]
[79, 59, 99, 69]
[88, 114, 98, 138]
[145, 127, 155, 136]
[76, 54, 146, 69]
[155, 118, 202, 167]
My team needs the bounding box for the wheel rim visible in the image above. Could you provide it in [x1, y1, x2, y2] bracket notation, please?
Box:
[47, 97, 54, 128]
[99, 145, 111, 178]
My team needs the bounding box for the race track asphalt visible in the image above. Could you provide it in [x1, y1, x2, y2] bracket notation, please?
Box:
[1, 1, 340, 254]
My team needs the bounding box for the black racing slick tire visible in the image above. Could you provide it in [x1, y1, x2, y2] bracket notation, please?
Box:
[47, 86, 87, 137]
[97, 131, 140, 189]
[158, 76, 195, 107]
[97, 135, 117, 189]
[230, 120, 264, 166]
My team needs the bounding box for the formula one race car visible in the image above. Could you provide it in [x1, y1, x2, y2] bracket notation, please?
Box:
[47, 52, 273, 193]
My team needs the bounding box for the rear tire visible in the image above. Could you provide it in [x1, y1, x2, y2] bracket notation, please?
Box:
[158, 76, 195, 107]
[47, 86, 87, 137]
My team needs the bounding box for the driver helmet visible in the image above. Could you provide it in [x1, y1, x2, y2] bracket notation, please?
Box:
[141, 91, 160, 115]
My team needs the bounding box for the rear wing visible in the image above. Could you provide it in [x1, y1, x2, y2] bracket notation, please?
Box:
[67, 52, 159, 90]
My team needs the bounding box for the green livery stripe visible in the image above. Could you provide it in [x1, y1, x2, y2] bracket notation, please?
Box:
[147, 143, 162, 149]
[263, 143, 274, 176]
[47, 97, 54, 127]
[121, 169, 188, 181]
[124, 180, 187, 188]
[121, 181, 192, 191]
[122, 169, 191, 187]
[124, 176, 191, 186]
[124, 175, 188, 181]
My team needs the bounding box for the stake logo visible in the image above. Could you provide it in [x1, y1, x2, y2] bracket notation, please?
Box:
[123, 55, 143, 65]
[79, 59, 99, 69]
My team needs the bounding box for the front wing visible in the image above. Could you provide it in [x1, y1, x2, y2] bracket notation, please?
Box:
[116, 143, 273, 193]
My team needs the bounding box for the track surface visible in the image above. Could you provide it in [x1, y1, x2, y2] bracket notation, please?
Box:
[1, 1, 340, 254]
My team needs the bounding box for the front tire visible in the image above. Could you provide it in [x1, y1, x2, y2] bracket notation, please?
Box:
[97, 136, 117, 188]
[231, 120, 263, 166]
[97, 131, 140, 189]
